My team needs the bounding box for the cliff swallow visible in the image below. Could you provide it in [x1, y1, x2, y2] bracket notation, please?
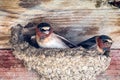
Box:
[77, 35, 113, 56]
[35, 22, 76, 48]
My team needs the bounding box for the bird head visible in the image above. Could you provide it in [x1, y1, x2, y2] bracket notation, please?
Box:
[36, 22, 53, 39]
[96, 35, 113, 53]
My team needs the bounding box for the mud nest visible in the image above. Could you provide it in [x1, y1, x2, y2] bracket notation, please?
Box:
[10, 24, 111, 80]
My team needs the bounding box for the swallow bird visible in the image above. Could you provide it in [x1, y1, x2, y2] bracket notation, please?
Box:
[35, 22, 76, 48]
[77, 35, 113, 56]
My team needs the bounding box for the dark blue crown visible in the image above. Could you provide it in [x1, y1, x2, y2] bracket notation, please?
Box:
[37, 22, 51, 28]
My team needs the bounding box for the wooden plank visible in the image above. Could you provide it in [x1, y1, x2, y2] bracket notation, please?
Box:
[0, 0, 120, 48]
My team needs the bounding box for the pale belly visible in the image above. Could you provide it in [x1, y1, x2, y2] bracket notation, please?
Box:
[37, 38, 68, 48]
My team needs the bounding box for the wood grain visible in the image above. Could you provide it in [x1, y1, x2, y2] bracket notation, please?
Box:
[0, 0, 120, 48]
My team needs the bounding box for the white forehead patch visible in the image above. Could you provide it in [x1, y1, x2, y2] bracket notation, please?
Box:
[42, 26, 50, 30]
[106, 39, 113, 43]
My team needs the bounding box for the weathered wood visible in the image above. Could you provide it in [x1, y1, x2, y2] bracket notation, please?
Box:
[0, 0, 120, 48]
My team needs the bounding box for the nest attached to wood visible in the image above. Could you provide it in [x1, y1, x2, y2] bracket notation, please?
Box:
[10, 25, 111, 80]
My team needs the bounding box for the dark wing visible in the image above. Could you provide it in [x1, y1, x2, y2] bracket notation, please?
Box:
[56, 34, 77, 48]
[24, 35, 40, 48]
[77, 36, 97, 49]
